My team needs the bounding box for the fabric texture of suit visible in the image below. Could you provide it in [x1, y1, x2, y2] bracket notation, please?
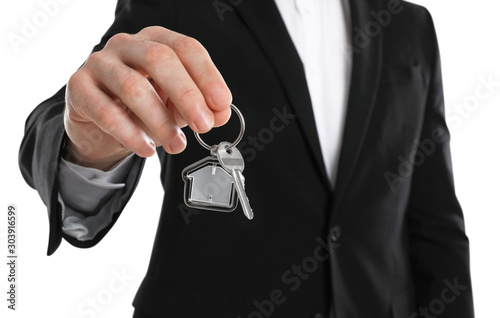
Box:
[19, 0, 474, 317]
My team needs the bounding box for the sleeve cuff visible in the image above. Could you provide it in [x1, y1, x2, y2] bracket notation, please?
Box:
[57, 153, 137, 241]
[58, 154, 135, 212]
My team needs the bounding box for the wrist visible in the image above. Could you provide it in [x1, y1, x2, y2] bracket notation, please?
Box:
[62, 136, 132, 171]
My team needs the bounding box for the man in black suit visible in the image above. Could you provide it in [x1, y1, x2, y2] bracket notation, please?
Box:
[19, 0, 474, 317]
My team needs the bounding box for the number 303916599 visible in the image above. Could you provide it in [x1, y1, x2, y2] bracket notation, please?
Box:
[7, 205, 16, 250]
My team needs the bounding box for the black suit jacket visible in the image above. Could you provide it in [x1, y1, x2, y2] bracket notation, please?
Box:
[19, 0, 474, 317]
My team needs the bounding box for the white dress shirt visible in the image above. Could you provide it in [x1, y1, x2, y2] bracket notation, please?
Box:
[59, 0, 352, 242]
[274, 0, 352, 185]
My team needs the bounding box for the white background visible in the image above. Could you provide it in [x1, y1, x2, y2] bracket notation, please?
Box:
[0, 1, 498, 317]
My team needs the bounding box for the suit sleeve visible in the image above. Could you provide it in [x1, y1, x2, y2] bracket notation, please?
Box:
[17, 0, 174, 255]
[407, 9, 474, 317]
[18, 85, 146, 255]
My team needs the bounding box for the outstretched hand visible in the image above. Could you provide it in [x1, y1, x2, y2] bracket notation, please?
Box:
[64, 26, 232, 170]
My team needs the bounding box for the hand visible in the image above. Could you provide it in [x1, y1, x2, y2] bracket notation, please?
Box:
[64, 26, 232, 170]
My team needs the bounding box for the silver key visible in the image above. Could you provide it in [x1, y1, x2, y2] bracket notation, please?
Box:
[216, 141, 254, 220]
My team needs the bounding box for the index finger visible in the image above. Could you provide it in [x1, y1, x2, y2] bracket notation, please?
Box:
[137, 27, 232, 118]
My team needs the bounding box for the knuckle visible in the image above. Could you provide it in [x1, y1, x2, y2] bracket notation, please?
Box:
[66, 71, 91, 111]
[85, 50, 104, 66]
[107, 32, 132, 47]
[177, 87, 199, 105]
[67, 71, 82, 92]
[121, 76, 151, 100]
[172, 36, 204, 55]
[94, 106, 118, 131]
[139, 26, 163, 36]
[144, 44, 174, 65]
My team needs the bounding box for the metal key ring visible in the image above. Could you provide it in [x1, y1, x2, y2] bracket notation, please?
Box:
[194, 104, 245, 151]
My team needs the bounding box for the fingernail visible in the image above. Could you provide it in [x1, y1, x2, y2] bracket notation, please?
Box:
[210, 86, 231, 107]
[194, 110, 214, 132]
[169, 132, 187, 154]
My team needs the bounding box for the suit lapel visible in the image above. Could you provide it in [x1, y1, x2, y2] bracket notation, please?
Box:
[235, 0, 330, 188]
[234, 0, 384, 200]
[333, 0, 384, 210]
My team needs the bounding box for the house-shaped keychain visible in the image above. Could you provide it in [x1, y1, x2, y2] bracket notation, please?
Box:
[182, 156, 239, 212]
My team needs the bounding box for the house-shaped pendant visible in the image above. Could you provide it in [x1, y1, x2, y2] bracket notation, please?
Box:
[182, 156, 239, 212]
